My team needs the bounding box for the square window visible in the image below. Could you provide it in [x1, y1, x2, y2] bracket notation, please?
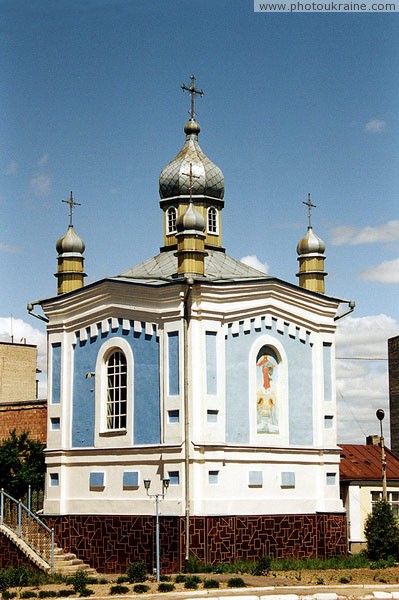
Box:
[49, 473, 59, 487]
[168, 410, 180, 424]
[123, 471, 139, 489]
[50, 417, 60, 431]
[326, 472, 336, 486]
[209, 470, 219, 485]
[90, 472, 105, 490]
[207, 409, 219, 423]
[324, 415, 334, 428]
[168, 471, 180, 485]
[248, 471, 263, 487]
[281, 472, 295, 488]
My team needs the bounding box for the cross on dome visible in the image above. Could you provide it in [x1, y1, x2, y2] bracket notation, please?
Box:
[62, 191, 81, 227]
[182, 162, 200, 202]
[303, 192, 316, 228]
[181, 75, 204, 120]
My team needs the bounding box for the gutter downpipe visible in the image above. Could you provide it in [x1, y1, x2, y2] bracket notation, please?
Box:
[183, 277, 194, 567]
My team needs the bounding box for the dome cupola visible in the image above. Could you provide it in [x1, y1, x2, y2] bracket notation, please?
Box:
[159, 76, 225, 254]
[55, 192, 86, 295]
[296, 193, 327, 294]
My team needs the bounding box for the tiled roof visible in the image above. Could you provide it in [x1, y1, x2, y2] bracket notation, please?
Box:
[115, 249, 270, 284]
[339, 443, 399, 482]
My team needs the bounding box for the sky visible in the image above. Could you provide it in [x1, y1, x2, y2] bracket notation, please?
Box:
[1, 0, 399, 445]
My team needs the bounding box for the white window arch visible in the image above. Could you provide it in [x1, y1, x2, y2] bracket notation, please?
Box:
[166, 206, 177, 235]
[207, 206, 218, 235]
[248, 335, 288, 445]
[95, 337, 134, 446]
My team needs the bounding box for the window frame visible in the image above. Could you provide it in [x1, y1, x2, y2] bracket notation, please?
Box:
[207, 206, 218, 235]
[95, 337, 134, 445]
[105, 349, 128, 431]
[166, 206, 177, 235]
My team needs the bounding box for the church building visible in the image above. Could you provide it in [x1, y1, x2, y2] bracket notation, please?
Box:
[30, 78, 350, 573]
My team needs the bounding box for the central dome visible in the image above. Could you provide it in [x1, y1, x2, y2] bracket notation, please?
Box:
[159, 118, 224, 201]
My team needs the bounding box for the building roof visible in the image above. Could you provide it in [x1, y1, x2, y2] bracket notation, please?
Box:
[115, 249, 270, 284]
[339, 443, 399, 482]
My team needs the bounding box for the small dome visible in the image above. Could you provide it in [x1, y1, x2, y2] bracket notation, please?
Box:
[159, 118, 224, 201]
[176, 202, 206, 233]
[297, 227, 325, 255]
[56, 225, 85, 254]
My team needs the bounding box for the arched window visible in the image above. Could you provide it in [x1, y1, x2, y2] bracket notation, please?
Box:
[167, 207, 177, 234]
[106, 350, 127, 430]
[207, 206, 218, 234]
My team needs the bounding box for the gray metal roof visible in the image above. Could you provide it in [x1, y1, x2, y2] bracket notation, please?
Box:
[114, 250, 270, 284]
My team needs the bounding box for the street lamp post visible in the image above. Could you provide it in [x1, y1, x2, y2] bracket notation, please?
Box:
[143, 478, 169, 582]
[376, 409, 388, 502]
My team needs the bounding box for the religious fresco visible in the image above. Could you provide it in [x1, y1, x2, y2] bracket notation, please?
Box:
[256, 347, 279, 434]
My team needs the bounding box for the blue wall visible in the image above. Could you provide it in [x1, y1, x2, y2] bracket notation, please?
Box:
[225, 319, 313, 446]
[168, 332, 179, 396]
[72, 321, 160, 448]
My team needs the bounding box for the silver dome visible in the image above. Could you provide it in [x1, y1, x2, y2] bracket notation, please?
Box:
[159, 119, 224, 201]
[56, 226, 85, 254]
[297, 227, 326, 255]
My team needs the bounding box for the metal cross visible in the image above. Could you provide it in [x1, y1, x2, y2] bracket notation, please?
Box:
[303, 192, 316, 228]
[181, 75, 204, 120]
[182, 162, 200, 201]
[62, 191, 81, 227]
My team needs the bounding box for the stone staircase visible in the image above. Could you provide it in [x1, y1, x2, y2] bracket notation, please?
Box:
[53, 546, 98, 576]
[0, 524, 97, 576]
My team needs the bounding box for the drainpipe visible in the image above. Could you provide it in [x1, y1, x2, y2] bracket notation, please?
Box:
[183, 277, 193, 566]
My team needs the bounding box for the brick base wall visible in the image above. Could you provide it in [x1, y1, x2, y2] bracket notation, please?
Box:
[44, 513, 347, 574]
[0, 532, 42, 572]
[0, 400, 47, 443]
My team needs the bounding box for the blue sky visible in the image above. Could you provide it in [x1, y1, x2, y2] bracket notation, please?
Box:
[1, 0, 399, 443]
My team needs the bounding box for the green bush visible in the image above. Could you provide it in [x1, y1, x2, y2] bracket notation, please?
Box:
[70, 570, 89, 595]
[56, 590, 75, 597]
[116, 576, 129, 583]
[174, 574, 186, 583]
[109, 585, 129, 595]
[203, 578, 220, 588]
[184, 575, 201, 589]
[159, 575, 171, 581]
[365, 500, 399, 561]
[38, 592, 58, 598]
[78, 590, 93, 597]
[132, 584, 149, 594]
[126, 561, 147, 583]
[2, 592, 17, 600]
[157, 582, 175, 592]
[21, 592, 38, 599]
[184, 553, 210, 573]
[227, 577, 246, 588]
[252, 555, 272, 576]
[339, 576, 351, 584]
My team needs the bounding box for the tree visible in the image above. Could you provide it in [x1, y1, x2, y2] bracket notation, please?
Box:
[0, 430, 45, 500]
[364, 499, 399, 560]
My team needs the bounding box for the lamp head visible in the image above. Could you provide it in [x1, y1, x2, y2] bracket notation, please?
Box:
[162, 478, 170, 490]
[143, 479, 151, 490]
[376, 409, 385, 422]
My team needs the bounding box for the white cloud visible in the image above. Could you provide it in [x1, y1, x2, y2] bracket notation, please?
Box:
[0, 317, 47, 397]
[0, 242, 20, 254]
[240, 255, 269, 273]
[365, 119, 386, 133]
[5, 161, 18, 175]
[38, 153, 49, 167]
[331, 220, 399, 246]
[359, 258, 399, 284]
[31, 174, 51, 196]
[336, 314, 399, 444]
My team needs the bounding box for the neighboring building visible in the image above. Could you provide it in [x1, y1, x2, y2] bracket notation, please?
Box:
[340, 440, 399, 553]
[31, 82, 353, 572]
[389, 335, 399, 456]
[0, 341, 46, 443]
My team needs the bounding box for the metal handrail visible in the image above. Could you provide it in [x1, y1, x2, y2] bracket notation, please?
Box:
[0, 488, 54, 571]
